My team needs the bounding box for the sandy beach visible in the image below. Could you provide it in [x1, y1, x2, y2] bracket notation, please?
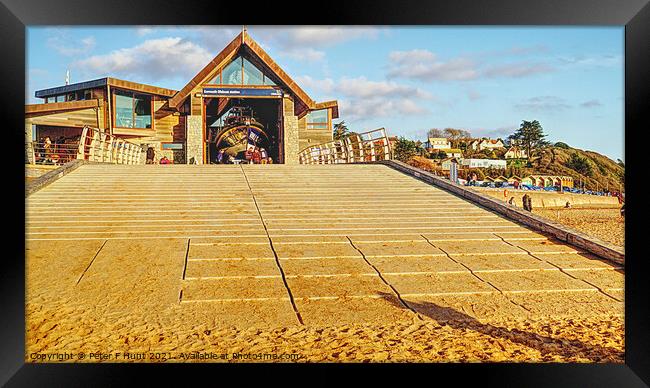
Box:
[533, 207, 624, 249]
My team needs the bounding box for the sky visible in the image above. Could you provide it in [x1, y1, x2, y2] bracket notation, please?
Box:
[26, 26, 624, 161]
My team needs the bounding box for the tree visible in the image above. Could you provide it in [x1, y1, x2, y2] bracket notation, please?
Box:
[333, 121, 349, 140]
[566, 153, 594, 177]
[617, 159, 625, 168]
[442, 128, 472, 148]
[393, 137, 420, 162]
[554, 141, 570, 149]
[427, 128, 444, 138]
[508, 120, 549, 158]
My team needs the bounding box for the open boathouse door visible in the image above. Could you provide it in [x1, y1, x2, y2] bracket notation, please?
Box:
[204, 85, 284, 164]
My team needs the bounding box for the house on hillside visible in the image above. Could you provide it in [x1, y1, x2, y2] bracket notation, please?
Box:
[505, 146, 528, 159]
[427, 137, 452, 150]
[470, 138, 505, 151]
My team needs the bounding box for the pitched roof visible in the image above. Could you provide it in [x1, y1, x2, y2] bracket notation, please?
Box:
[168, 30, 336, 118]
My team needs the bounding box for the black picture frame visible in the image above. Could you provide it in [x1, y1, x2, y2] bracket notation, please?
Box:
[2, 0, 648, 385]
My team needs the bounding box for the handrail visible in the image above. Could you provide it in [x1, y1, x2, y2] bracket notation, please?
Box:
[298, 127, 392, 165]
[26, 126, 146, 166]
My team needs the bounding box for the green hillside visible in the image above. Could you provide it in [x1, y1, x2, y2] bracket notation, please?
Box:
[527, 146, 624, 192]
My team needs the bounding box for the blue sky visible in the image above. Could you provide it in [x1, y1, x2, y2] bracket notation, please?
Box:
[26, 26, 624, 161]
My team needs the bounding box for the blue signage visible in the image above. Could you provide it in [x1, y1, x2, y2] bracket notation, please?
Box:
[202, 87, 283, 98]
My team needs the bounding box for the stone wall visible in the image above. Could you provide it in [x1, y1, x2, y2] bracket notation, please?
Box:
[282, 97, 299, 165]
[186, 115, 203, 164]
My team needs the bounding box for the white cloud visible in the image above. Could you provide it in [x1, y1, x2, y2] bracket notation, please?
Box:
[47, 34, 96, 56]
[483, 62, 555, 78]
[136, 27, 155, 37]
[297, 75, 433, 122]
[580, 99, 602, 108]
[388, 50, 479, 81]
[471, 126, 517, 139]
[282, 48, 325, 62]
[557, 54, 622, 68]
[515, 96, 571, 112]
[388, 49, 555, 82]
[73, 37, 213, 81]
[249, 26, 382, 62]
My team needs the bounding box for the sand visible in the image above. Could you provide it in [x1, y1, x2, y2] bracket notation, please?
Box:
[532, 207, 624, 249]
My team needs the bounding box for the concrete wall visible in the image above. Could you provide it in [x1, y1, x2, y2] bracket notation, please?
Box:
[283, 97, 299, 165]
[471, 187, 621, 209]
[186, 115, 203, 164]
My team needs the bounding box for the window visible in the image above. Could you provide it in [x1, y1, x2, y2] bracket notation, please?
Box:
[306, 109, 329, 130]
[208, 73, 221, 84]
[243, 58, 263, 85]
[114, 90, 152, 129]
[66, 93, 76, 101]
[222, 57, 243, 85]
[209, 55, 278, 86]
[55, 95, 65, 103]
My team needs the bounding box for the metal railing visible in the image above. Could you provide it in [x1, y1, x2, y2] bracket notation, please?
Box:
[298, 128, 392, 165]
[26, 126, 146, 166]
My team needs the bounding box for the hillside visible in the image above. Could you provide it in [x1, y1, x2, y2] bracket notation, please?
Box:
[529, 146, 624, 192]
[405, 145, 624, 192]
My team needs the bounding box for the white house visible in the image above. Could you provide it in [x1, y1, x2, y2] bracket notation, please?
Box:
[470, 138, 505, 151]
[428, 137, 452, 150]
[505, 146, 527, 159]
[462, 158, 507, 169]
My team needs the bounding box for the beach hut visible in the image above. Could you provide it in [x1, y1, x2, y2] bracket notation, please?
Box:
[507, 175, 521, 184]
[521, 176, 534, 186]
[493, 175, 508, 183]
[543, 177, 554, 187]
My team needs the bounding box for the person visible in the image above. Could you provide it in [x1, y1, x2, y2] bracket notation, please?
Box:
[160, 156, 171, 165]
[267, 157, 273, 164]
[252, 148, 262, 164]
[514, 180, 520, 190]
[508, 197, 516, 207]
[146, 147, 155, 164]
[216, 149, 225, 164]
[43, 136, 52, 164]
[522, 193, 532, 212]
[565, 201, 572, 209]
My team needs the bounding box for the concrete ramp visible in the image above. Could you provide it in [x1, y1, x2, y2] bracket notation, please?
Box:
[26, 164, 624, 353]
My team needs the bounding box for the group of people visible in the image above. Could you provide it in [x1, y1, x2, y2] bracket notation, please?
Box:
[214, 148, 273, 164]
[146, 147, 171, 165]
[34, 135, 78, 164]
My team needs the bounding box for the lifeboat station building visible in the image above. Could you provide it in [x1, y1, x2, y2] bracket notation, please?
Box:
[25, 30, 339, 164]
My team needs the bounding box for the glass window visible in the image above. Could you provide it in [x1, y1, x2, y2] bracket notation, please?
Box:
[263, 75, 276, 86]
[134, 94, 152, 128]
[208, 73, 221, 84]
[307, 109, 328, 123]
[114, 90, 152, 129]
[115, 91, 134, 128]
[55, 95, 65, 103]
[243, 58, 263, 85]
[66, 93, 76, 101]
[222, 57, 243, 85]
